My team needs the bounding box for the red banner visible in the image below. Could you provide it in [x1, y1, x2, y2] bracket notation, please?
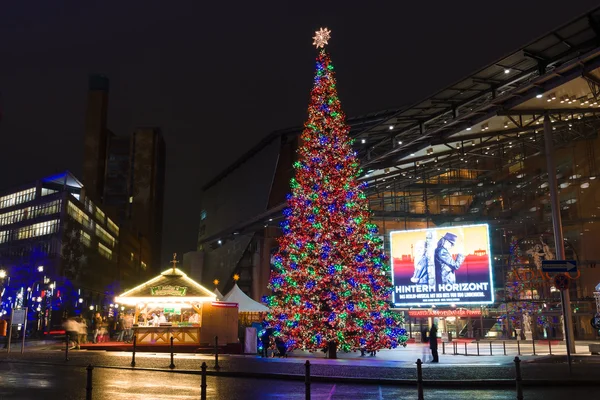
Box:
[408, 309, 482, 318]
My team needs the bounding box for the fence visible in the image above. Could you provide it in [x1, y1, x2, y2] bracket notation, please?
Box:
[81, 356, 528, 399]
[442, 339, 565, 357]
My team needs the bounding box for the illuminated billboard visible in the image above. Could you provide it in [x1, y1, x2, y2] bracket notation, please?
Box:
[390, 224, 494, 306]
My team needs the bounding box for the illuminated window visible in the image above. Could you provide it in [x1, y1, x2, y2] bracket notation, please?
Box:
[0, 200, 62, 228]
[14, 219, 59, 240]
[141, 261, 147, 270]
[67, 202, 91, 228]
[0, 230, 8, 244]
[0, 188, 36, 210]
[41, 188, 57, 196]
[95, 207, 105, 223]
[130, 252, 134, 261]
[80, 231, 91, 247]
[107, 218, 119, 235]
[200, 210, 207, 220]
[98, 242, 112, 260]
[129, 196, 133, 204]
[95, 225, 115, 248]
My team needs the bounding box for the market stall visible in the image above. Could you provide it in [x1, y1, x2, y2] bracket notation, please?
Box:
[222, 283, 269, 353]
[115, 258, 238, 346]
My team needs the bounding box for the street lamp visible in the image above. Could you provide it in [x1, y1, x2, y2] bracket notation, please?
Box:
[37, 266, 44, 272]
[0, 269, 6, 279]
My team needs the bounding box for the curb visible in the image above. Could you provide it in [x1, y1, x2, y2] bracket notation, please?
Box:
[4, 358, 600, 387]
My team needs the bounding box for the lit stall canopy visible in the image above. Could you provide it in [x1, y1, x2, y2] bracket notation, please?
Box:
[223, 283, 269, 325]
[115, 267, 216, 317]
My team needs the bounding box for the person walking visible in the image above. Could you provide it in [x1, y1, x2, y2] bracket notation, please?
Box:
[93, 313, 102, 344]
[124, 313, 134, 343]
[429, 322, 439, 363]
[116, 315, 125, 342]
[421, 327, 430, 362]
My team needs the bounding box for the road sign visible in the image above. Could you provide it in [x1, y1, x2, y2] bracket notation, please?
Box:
[554, 274, 570, 291]
[542, 260, 577, 273]
[11, 309, 26, 325]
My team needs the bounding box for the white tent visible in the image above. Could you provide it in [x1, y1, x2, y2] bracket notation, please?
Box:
[223, 283, 269, 312]
[214, 287, 224, 301]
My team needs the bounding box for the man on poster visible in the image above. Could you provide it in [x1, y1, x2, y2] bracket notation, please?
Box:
[434, 233, 465, 285]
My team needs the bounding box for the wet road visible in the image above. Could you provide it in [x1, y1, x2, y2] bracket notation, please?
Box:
[0, 361, 596, 400]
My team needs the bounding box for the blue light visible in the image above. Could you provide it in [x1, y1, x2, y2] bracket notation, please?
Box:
[347, 303, 354, 311]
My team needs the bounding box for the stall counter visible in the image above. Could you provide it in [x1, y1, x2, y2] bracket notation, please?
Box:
[133, 325, 201, 345]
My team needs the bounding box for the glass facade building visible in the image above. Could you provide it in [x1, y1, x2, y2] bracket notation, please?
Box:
[196, 9, 600, 341]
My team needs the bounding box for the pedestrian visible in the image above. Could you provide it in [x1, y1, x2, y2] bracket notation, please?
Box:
[429, 322, 439, 363]
[421, 327, 430, 362]
[93, 313, 102, 344]
[116, 314, 125, 342]
[63, 317, 79, 350]
[77, 317, 88, 346]
[260, 327, 272, 358]
[275, 336, 287, 357]
[124, 313, 134, 343]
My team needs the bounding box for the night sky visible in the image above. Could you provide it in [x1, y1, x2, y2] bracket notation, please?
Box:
[1, 1, 598, 265]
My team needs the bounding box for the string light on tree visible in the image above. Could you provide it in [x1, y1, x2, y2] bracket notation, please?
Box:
[263, 28, 407, 354]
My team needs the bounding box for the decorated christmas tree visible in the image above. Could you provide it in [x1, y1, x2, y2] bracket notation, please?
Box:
[263, 28, 407, 353]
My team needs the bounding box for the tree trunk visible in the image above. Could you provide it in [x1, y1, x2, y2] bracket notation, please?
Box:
[328, 340, 337, 359]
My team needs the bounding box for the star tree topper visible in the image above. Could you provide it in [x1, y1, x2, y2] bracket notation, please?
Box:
[312, 27, 331, 48]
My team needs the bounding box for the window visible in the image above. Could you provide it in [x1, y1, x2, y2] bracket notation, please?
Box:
[67, 202, 91, 228]
[107, 218, 119, 236]
[0, 230, 8, 244]
[80, 231, 91, 247]
[98, 242, 112, 260]
[95, 207, 105, 223]
[13, 219, 59, 240]
[95, 224, 115, 248]
[0, 188, 36, 210]
[41, 188, 57, 196]
[141, 261, 147, 270]
[129, 196, 133, 204]
[130, 252, 134, 261]
[0, 200, 61, 227]
[200, 210, 207, 220]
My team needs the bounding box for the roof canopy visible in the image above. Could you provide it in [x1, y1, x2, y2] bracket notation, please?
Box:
[115, 267, 216, 306]
[223, 284, 269, 313]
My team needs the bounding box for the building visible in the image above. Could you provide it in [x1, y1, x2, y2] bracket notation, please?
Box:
[197, 7, 600, 340]
[0, 171, 150, 331]
[82, 75, 166, 272]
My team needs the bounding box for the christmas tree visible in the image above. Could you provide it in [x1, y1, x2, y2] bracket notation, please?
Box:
[263, 28, 407, 353]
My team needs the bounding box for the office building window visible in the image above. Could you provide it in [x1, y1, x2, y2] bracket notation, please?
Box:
[13, 219, 59, 240]
[107, 218, 119, 236]
[98, 242, 112, 260]
[200, 210, 207, 220]
[0, 230, 8, 244]
[95, 224, 116, 248]
[41, 188, 57, 196]
[0, 200, 61, 227]
[80, 230, 91, 247]
[141, 261, 147, 270]
[95, 207, 105, 223]
[0, 188, 36, 210]
[67, 201, 92, 229]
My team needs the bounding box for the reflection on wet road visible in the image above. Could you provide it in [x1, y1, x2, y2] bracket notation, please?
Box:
[0, 361, 595, 399]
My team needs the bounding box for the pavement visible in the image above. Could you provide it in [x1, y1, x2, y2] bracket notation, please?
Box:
[1, 340, 599, 386]
[1, 361, 599, 400]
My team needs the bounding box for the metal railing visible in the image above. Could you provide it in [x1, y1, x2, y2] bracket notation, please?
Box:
[82, 356, 528, 399]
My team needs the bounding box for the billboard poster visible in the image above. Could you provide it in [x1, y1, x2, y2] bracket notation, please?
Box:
[390, 224, 494, 306]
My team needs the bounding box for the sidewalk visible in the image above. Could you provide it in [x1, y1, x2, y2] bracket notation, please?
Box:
[2, 346, 599, 386]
